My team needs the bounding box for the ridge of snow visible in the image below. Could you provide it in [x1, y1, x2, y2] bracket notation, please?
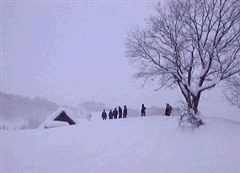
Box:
[2, 115, 240, 173]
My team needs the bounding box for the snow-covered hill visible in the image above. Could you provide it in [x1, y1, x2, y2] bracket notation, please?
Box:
[1, 115, 240, 173]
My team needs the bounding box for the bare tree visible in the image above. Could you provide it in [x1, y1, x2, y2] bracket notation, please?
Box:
[223, 72, 240, 108]
[125, 0, 240, 126]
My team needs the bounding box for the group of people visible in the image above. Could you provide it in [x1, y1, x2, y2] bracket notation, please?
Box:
[101, 103, 172, 120]
[101, 105, 128, 120]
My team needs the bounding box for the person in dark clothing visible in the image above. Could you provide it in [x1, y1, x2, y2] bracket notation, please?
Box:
[165, 103, 172, 116]
[123, 105, 127, 118]
[141, 104, 146, 117]
[113, 108, 118, 119]
[108, 110, 113, 119]
[118, 106, 123, 118]
[101, 110, 107, 120]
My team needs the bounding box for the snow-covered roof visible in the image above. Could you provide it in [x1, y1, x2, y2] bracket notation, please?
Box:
[38, 107, 79, 129]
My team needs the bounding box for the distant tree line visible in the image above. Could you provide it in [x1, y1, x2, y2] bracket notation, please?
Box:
[1, 92, 59, 129]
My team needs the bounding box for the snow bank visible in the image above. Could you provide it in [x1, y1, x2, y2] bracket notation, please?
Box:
[2, 115, 240, 173]
[44, 121, 69, 129]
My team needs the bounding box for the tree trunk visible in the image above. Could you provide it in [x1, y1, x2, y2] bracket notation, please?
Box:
[179, 85, 204, 126]
[191, 93, 201, 115]
[179, 91, 205, 127]
[180, 85, 201, 115]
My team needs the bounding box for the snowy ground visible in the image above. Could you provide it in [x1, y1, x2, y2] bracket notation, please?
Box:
[1, 113, 240, 173]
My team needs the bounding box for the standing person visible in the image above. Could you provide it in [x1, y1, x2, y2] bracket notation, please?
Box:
[113, 108, 118, 119]
[123, 105, 127, 118]
[165, 103, 172, 116]
[101, 110, 107, 120]
[141, 104, 146, 117]
[108, 110, 113, 119]
[87, 114, 92, 121]
[118, 106, 123, 118]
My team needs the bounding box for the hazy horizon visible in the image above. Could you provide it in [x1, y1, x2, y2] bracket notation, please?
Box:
[2, 1, 180, 109]
[2, 1, 238, 115]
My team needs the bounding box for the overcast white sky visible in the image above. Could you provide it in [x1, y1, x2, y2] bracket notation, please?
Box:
[1, 1, 238, 115]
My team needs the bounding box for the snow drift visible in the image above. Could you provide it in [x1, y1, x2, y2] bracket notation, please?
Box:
[1, 115, 240, 173]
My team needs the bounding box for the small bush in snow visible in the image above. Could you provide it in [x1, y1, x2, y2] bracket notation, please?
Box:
[179, 103, 205, 129]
